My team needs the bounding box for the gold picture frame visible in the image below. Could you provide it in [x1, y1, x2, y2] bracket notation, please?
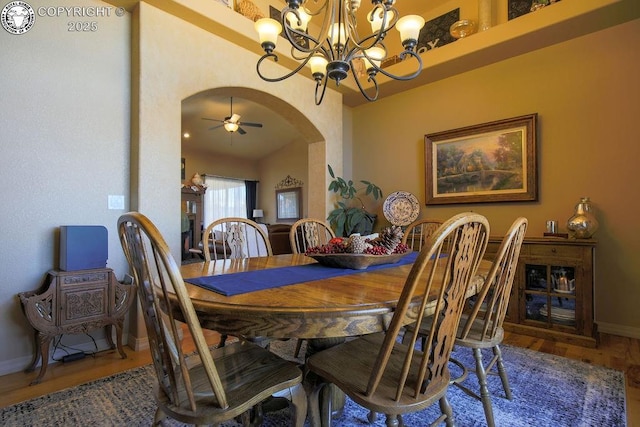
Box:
[425, 114, 538, 205]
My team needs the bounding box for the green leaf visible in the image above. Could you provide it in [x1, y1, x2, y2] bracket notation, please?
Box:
[328, 164, 336, 178]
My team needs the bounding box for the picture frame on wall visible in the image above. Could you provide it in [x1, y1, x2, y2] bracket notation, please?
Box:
[276, 187, 302, 222]
[424, 114, 538, 205]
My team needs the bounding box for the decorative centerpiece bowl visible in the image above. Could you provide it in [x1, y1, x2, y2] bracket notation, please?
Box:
[305, 227, 410, 270]
[308, 251, 409, 270]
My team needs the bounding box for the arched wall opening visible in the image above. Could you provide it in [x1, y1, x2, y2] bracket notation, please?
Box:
[181, 86, 321, 225]
[128, 2, 344, 348]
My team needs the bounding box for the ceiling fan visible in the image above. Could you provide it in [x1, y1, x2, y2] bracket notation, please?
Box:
[202, 97, 263, 135]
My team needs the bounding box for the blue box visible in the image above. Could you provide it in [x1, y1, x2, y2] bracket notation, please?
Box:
[59, 225, 108, 271]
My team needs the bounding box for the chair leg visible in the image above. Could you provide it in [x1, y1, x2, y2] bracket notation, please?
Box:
[153, 407, 167, 426]
[307, 382, 329, 427]
[320, 383, 334, 427]
[439, 395, 455, 427]
[218, 334, 228, 348]
[473, 348, 496, 427]
[288, 383, 308, 427]
[494, 345, 513, 400]
[294, 339, 304, 358]
[384, 414, 401, 427]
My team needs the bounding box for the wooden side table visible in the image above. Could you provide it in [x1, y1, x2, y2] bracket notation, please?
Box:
[18, 268, 135, 384]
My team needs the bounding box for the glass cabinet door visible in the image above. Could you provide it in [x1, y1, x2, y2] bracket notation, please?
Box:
[523, 263, 577, 329]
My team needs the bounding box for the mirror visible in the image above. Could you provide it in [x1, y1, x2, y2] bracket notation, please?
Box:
[276, 187, 302, 222]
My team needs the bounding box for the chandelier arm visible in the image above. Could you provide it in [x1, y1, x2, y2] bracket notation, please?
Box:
[314, 74, 329, 105]
[256, 53, 316, 83]
[369, 50, 424, 81]
[351, 61, 379, 102]
[347, 4, 399, 52]
[283, 26, 322, 54]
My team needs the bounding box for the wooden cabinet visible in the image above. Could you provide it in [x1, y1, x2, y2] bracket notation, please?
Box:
[485, 237, 597, 347]
[181, 185, 206, 251]
[18, 268, 135, 384]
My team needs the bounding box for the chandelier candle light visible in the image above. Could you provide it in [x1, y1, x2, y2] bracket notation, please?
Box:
[254, 0, 426, 105]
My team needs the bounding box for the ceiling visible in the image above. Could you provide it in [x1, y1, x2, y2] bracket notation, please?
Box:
[181, 0, 453, 161]
[181, 89, 306, 161]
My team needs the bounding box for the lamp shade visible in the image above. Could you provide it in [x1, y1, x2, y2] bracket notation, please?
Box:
[363, 47, 385, 70]
[368, 9, 395, 33]
[255, 18, 282, 46]
[308, 55, 328, 76]
[396, 15, 425, 43]
[253, 209, 264, 218]
[285, 8, 311, 31]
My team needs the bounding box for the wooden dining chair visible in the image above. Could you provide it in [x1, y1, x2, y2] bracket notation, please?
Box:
[202, 217, 273, 262]
[118, 212, 306, 426]
[401, 218, 444, 252]
[306, 212, 490, 427]
[288, 218, 336, 358]
[289, 218, 336, 254]
[410, 217, 528, 427]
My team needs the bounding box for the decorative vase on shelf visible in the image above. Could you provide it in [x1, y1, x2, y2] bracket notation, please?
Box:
[567, 197, 599, 239]
[191, 173, 204, 186]
[478, 0, 492, 32]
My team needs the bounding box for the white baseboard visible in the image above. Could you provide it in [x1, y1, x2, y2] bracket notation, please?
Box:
[597, 322, 640, 339]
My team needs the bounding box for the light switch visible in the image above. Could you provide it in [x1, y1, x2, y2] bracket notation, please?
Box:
[108, 195, 125, 210]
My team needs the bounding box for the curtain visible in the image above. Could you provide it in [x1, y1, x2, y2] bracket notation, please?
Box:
[245, 180, 258, 220]
[203, 176, 247, 227]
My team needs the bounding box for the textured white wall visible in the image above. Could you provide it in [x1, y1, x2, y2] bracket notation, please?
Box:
[0, 0, 131, 373]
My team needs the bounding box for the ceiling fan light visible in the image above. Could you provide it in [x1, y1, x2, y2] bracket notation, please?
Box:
[224, 122, 239, 132]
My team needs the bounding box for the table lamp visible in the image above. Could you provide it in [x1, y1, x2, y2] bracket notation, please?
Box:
[253, 209, 264, 223]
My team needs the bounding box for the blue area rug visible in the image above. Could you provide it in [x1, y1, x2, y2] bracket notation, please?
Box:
[0, 343, 626, 426]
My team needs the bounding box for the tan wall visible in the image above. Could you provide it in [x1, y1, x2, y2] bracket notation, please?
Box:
[352, 19, 640, 335]
[182, 147, 260, 182]
[257, 141, 309, 224]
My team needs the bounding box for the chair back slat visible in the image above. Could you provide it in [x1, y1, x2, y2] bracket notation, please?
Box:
[459, 217, 528, 341]
[401, 219, 444, 252]
[289, 218, 336, 254]
[202, 217, 272, 261]
[366, 212, 490, 401]
[118, 213, 229, 412]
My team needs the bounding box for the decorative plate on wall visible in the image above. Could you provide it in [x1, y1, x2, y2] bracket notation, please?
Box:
[383, 191, 420, 226]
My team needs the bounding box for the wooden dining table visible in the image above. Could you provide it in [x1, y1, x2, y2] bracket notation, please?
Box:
[179, 253, 491, 341]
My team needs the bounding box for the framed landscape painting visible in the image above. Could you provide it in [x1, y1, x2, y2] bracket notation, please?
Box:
[425, 114, 537, 205]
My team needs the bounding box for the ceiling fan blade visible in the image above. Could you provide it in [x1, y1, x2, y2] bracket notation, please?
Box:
[202, 117, 224, 122]
[229, 113, 241, 124]
[208, 124, 225, 130]
[237, 127, 247, 135]
[240, 122, 263, 128]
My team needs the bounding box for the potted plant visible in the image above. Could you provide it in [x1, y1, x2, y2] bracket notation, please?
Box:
[327, 164, 383, 237]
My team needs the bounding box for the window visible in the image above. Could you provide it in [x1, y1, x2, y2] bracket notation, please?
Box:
[203, 176, 247, 227]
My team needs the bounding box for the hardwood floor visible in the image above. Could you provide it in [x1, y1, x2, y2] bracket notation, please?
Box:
[1, 330, 638, 426]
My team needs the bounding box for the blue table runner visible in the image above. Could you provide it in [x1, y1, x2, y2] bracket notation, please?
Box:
[185, 252, 419, 296]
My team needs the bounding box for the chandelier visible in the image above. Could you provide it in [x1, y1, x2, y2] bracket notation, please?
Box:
[254, 0, 425, 105]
